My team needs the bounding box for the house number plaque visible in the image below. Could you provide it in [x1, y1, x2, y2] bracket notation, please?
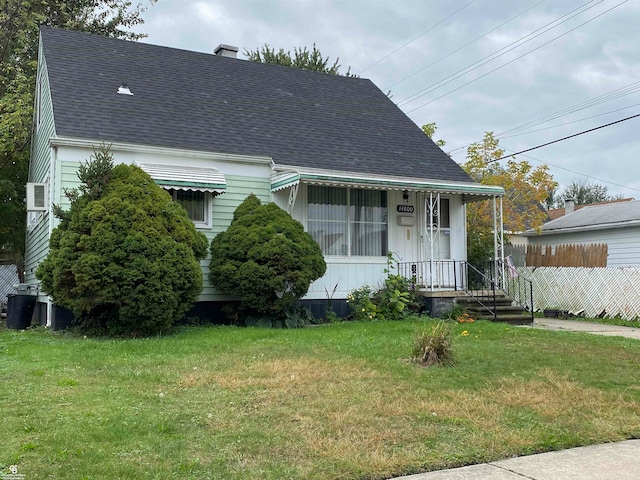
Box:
[397, 205, 415, 214]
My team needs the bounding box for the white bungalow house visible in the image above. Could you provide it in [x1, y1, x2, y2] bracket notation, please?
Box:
[25, 27, 504, 325]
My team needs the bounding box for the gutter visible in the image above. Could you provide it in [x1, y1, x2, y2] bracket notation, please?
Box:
[522, 220, 640, 236]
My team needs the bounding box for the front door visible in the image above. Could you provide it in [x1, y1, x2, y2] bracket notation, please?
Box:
[423, 193, 454, 288]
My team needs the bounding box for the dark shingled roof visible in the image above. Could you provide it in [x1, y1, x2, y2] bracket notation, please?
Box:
[40, 27, 473, 183]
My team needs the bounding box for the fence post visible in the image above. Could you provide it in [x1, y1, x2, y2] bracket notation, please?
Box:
[529, 280, 534, 323]
[491, 279, 497, 322]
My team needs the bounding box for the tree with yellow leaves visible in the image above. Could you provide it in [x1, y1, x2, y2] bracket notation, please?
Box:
[422, 127, 556, 265]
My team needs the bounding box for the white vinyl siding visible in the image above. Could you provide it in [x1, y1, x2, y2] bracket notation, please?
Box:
[25, 42, 56, 294]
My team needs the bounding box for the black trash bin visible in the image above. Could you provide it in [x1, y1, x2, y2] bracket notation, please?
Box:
[6, 294, 36, 330]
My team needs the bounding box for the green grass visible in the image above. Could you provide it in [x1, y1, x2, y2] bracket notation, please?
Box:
[1, 319, 639, 479]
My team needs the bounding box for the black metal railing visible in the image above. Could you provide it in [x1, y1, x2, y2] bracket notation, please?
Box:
[461, 261, 497, 321]
[492, 258, 534, 323]
[397, 260, 462, 290]
[397, 260, 499, 321]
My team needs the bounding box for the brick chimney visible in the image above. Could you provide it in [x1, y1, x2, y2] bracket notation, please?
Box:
[214, 44, 239, 58]
[564, 198, 575, 214]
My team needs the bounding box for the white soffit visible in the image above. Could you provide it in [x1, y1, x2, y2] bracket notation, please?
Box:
[137, 163, 226, 193]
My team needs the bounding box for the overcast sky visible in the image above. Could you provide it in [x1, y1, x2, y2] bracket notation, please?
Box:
[132, 0, 640, 200]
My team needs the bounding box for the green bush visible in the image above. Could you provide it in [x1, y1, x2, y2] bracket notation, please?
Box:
[347, 253, 422, 321]
[36, 146, 208, 336]
[208, 194, 326, 320]
[346, 285, 379, 321]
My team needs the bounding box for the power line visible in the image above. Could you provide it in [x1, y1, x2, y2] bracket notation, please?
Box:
[492, 112, 640, 162]
[398, 0, 602, 107]
[383, 0, 546, 91]
[404, 0, 628, 114]
[358, 0, 478, 75]
[405, 0, 629, 113]
[501, 147, 640, 194]
[447, 80, 640, 155]
[500, 102, 640, 139]
[497, 83, 640, 137]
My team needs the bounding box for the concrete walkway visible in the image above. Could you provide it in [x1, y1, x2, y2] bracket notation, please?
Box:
[391, 320, 640, 480]
[392, 440, 640, 480]
[528, 317, 640, 340]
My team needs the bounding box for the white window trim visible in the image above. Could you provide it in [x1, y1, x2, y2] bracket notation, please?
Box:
[26, 182, 49, 211]
[166, 188, 213, 229]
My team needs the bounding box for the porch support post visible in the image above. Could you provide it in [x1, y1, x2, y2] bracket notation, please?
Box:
[499, 196, 505, 286]
[492, 195, 505, 289]
[493, 196, 498, 284]
[287, 183, 299, 214]
[429, 192, 434, 291]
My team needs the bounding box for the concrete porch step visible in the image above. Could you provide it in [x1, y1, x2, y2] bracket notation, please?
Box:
[456, 295, 533, 325]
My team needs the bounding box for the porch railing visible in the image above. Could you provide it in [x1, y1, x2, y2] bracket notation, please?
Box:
[463, 261, 498, 321]
[492, 258, 534, 323]
[397, 259, 534, 322]
[396, 260, 463, 290]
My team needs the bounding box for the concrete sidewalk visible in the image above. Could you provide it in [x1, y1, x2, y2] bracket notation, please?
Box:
[392, 440, 640, 479]
[528, 318, 640, 340]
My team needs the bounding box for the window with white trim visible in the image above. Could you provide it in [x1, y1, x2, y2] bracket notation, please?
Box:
[166, 189, 211, 228]
[308, 186, 388, 256]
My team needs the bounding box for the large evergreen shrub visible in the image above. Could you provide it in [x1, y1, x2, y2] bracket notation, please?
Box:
[209, 194, 326, 320]
[36, 146, 208, 336]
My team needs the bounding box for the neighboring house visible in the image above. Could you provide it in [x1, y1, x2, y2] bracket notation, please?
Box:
[522, 199, 640, 267]
[546, 197, 634, 221]
[25, 27, 504, 325]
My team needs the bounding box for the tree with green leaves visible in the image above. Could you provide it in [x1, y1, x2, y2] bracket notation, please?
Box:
[551, 179, 624, 207]
[244, 43, 355, 76]
[0, 0, 156, 278]
[421, 122, 446, 148]
[209, 194, 326, 325]
[36, 146, 208, 336]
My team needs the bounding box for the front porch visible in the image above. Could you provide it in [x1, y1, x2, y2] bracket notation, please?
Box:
[398, 259, 534, 323]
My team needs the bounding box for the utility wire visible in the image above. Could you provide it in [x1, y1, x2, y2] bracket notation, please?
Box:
[497, 81, 640, 137]
[358, 0, 478, 75]
[398, 0, 602, 107]
[491, 112, 640, 163]
[500, 102, 640, 139]
[383, 0, 545, 91]
[501, 147, 640, 194]
[447, 80, 640, 155]
[404, 0, 628, 114]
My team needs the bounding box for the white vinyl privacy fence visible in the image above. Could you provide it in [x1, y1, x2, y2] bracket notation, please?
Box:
[515, 266, 640, 321]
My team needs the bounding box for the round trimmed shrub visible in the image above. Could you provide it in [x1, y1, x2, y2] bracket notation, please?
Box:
[209, 194, 326, 318]
[37, 148, 208, 336]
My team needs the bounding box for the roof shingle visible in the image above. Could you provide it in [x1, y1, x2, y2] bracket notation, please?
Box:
[41, 27, 473, 183]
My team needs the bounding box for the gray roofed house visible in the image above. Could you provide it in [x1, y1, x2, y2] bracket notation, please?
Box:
[25, 27, 505, 327]
[523, 199, 640, 267]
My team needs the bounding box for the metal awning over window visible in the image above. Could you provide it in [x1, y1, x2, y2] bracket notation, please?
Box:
[271, 167, 503, 203]
[137, 163, 226, 193]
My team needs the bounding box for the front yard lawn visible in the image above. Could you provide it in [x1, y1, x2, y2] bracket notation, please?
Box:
[1, 319, 639, 479]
